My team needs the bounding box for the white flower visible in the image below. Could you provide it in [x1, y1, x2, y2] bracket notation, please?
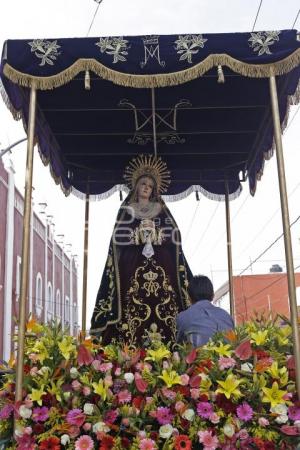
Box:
[61, 434, 70, 445]
[93, 421, 110, 433]
[83, 403, 94, 415]
[37, 366, 50, 376]
[159, 424, 174, 439]
[124, 372, 135, 384]
[271, 404, 288, 415]
[275, 414, 289, 424]
[14, 425, 25, 438]
[19, 405, 32, 419]
[70, 367, 79, 379]
[241, 362, 253, 372]
[182, 408, 195, 421]
[223, 423, 235, 437]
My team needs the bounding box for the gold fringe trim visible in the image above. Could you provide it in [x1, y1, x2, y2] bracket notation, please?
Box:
[3, 49, 300, 90]
[249, 78, 300, 196]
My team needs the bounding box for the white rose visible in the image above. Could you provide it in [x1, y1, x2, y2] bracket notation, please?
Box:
[83, 403, 94, 415]
[70, 367, 79, 379]
[61, 434, 70, 445]
[93, 421, 110, 433]
[241, 362, 253, 372]
[159, 424, 174, 439]
[271, 404, 288, 415]
[19, 405, 32, 419]
[124, 372, 135, 384]
[182, 408, 195, 421]
[223, 423, 235, 437]
[275, 414, 289, 424]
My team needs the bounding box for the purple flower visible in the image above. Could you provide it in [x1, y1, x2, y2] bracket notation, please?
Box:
[197, 401, 213, 419]
[236, 403, 253, 422]
[0, 404, 14, 419]
[32, 406, 49, 422]
[288, 405, 300, 421]
[156, 407, 174, 425]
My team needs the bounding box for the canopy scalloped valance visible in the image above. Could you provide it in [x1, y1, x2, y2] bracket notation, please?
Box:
[1, 30, 300, 200]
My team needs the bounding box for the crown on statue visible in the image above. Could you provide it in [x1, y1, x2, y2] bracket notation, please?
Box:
[142, 35, 159, 45]
[124, 154, 170, 194]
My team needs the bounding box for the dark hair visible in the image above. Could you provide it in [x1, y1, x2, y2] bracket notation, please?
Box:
[189, 275, 214, 303]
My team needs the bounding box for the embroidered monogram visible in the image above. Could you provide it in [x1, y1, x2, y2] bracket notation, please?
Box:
[28, 39, 61, 66]
[95, 37, 129, 63]
[143, 270, 159, 296]
[174, 34, 208, 64]
[140, 35, 165, 68]
[248, 31, 281, 56]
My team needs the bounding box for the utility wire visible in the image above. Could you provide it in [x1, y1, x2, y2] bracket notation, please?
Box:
[191, 202, 220, 257]
[184, 197, 201, 243]
[86, 0, 104, 37]
[238, 213, 300, 276]
[252, 0, 263, 32]
[243, 263, 300, 301]
[291, 8, 300, 29]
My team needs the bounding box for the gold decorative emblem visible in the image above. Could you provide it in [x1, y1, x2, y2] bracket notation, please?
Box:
[143, 270, 159, 296]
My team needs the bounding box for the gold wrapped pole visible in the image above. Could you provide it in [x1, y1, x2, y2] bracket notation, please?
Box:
[81, 193, 90, 335]
[15, 86, 37, 402]
[269, 74, 300, 395]
[225, 182, 235, 322]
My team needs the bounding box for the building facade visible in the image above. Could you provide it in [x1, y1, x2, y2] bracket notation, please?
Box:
[214, 271, 300, 324]
[0, 158, 79, 361]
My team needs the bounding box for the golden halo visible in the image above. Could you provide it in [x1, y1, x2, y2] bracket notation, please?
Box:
[124, 154, 170, 194]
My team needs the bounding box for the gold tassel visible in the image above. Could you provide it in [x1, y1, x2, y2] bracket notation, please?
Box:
[84, 70, 91, 90]
[217, 65, 225, 83]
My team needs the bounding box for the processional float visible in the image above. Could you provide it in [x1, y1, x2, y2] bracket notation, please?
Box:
[1, 30, 300, 401]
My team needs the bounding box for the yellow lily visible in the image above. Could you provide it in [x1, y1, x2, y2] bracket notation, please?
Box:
[26, 317, 43, 334]
[262, 381, 287, 408]
[211, 342, 232, 357]
[250, 330, 268, 346]
[216, 374, 245, 400]
[267, 361, 288, 384]
[277, 326, 291, 346]
[199, 376, 212, 395]
[47, 379, 64, 402]
[58, 336, 76, 360]
[30, 385, 46, 405]
[158, 369, 182, 388]
[145, 346, 171, 362]
[92, 379, 109, 400]
[32, 341, 49, 364]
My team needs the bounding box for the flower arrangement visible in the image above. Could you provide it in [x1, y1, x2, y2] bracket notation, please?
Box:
[0, 317, 300, 449]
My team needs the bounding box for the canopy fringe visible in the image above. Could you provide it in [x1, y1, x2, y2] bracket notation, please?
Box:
[0, 78, 22, 119]
[71, 184, 128, 201]
[250, 78, 300, 196]
[3, 49, 300, 90]
[163, 184, 242, 202]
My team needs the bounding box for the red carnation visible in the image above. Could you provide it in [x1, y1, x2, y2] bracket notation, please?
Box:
[99, 434, 115, 450]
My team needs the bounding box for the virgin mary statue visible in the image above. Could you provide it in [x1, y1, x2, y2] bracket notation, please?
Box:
[90, 155, 192, 347]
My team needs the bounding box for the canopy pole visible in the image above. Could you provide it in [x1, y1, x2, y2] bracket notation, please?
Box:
[151, 88, 157, 157]
[225, 181, 235, 322]
[15, 86, 37, 403]
[81, 192, 90, 336]
[269, 73, 300, 395]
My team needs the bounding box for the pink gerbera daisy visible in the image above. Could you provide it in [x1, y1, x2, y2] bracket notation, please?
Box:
[197, 401, 213, 419]
[139, 438, 156, 450]
[236, 402, 253, 421]
[156, 406, 174, 425]
[198, 430, 219, 450]
[75, 435, 94, 450]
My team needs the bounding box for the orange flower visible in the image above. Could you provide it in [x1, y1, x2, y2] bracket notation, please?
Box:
[255, 357, 273, 373]
[224, 329, 237, 343]
[174, 434, 192, 450]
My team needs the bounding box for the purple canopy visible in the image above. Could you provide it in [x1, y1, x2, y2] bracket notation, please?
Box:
[1, 30, 300, 200]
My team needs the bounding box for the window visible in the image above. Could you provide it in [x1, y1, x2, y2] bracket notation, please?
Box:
[47, 282, 53, 321]
[65, 296, 70, 326]
[55, 289, 61, 320]
[35, 273, 43, 318]
[16, 256, 22, 302]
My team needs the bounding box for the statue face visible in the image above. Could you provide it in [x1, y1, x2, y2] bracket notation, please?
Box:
[136, 176, 154, 201]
